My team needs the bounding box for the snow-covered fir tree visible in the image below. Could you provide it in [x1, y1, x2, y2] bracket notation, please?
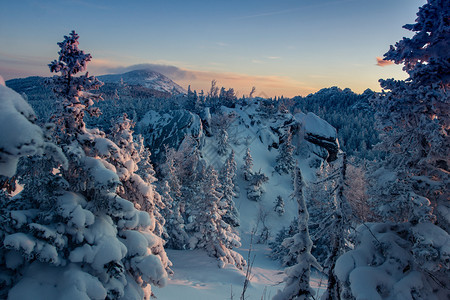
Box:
[343, 161, 374, 222]
[337, 2, 450, 298]
[109, 116, 160, 213]
[247, 170, 269, 202]
[322, 153, 353, 300]
[186, 165, 245, 269]
[217, 128, 229, 156]
[0, 83, 69, 298]
[269, 218, 299, 267]
[48, 30, 103, 139]
[0, 32, 170, 299]
[219, 151, 240, 227]
[227, 149, 239, 196]
[273, 167, 321, 300]
[160, 147, 188, 249]
[275, 131, 296, 174]
[158, 180, 189, 250]
[272, 154, 354, 271]
[273, 195, 285, 216]
[107, 114, 169, 255]
[0, 83, 63, 178]
[242, 147, 253, 181]
[300, 153, 353, 299]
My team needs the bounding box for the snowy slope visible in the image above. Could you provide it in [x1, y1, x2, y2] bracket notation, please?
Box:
[148, 101, 336, 299]
[98, 69, 186, 95]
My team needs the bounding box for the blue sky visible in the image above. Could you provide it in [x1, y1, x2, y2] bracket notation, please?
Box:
[0, 0, 426, 97]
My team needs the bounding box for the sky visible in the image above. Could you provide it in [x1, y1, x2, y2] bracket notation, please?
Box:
[0, 0, 426, 97]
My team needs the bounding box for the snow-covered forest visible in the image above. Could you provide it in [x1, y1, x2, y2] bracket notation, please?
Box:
[0, 0, 448, 299]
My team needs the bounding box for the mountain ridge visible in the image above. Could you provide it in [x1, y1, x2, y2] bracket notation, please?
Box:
[98, 69, 186, 95]
[5, 68, 186, 97]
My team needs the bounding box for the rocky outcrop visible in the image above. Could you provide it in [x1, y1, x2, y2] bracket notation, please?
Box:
[138, 103, 339, 166]
[294, 112, 339, 162]
[138, 109, 203, 162]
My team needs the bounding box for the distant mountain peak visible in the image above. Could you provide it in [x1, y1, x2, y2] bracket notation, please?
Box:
[98, 69, 186, 95]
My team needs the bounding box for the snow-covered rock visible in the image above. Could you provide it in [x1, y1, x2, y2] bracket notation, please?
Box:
[138, 109, 203, 161]
[295, 112, 339, 161]
[138, 101, 339, 167]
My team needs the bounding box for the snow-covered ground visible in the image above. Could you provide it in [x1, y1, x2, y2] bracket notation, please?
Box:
[156, 239, 326, 299]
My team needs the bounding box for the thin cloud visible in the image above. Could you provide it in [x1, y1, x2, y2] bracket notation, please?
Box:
[0, 52, 49, 66]
[266, 56, 281, 60]
[308, 74, 328, 79]
[174, 69, 314, 97]
[0, 53, 52, 80]
[208, 62, 225, 66]
[236, 8, 296, 20]
[236, 0, 357, 20]
[376, 57, 394, 67]
[216, 42, 229, 47]
[67, 0, 110, 10]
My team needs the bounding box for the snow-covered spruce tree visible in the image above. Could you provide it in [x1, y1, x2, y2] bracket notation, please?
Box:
[162, 147, 183, 203]
[304, 153, 352, 299]
[108, 115, 158, 211]
[217, 128, 229, 156]
[269, 218, 299, 267]
[273, 167, 321, 300]
[0, 83, 64, 178]
[336, 2, 450, 298]
[187, 166, 245, 269]
[159, 138, 204, 250]
[158, 180, 189, 250]
[275, 131, 296, 175]
[322, 153, 353, 300]
[302, 166, 333, 265]
[343, 161, 374, 222]
[0, 84, 68, 298]
[160, 147, 188, 250]
[242, 147, 253, 181]
[133, 138, 171, 238]
[372, 0, 449, 222]
[227, 149, 240, 196]
[247, 170, 269, 202]
[107, 114, 169, 265]
[4, 31, 169, 299]
[48, 31, 103, 139]
[308, 156, 374, 269]
[219, 151, 240, 227]
[175, 135, 201, 184]
[274, 195, 285, 216]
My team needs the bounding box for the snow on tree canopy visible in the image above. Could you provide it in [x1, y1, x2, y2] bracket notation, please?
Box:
[0, 84, 44, 177]
[48, 30, 103, 138]
[8, 262, 107, 300]
[1, 31, 170, 299]
[383, 0, 450, 86]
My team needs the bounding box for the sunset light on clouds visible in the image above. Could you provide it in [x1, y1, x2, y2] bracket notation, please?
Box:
[0, 0, 426, 97]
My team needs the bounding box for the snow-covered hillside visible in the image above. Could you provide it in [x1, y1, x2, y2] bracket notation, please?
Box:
[98, 69, 186, 95]
[138, 100, 338, 298]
